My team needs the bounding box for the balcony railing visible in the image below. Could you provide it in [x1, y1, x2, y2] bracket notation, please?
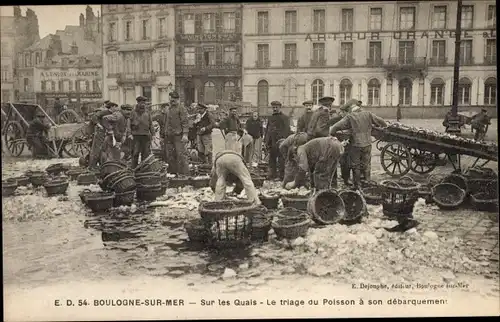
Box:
[117, 72, 156, 85]
[282, 60, 298, 68]
[176, 63, 241, 76]
[366, 58, 383, 67]
[176, 33, 240, 42]
[255, 60, 270, 68]
[429, 57, 448, 66]
[484, 56, 496, 65]
[310, 59, 326, 67]
[338, 58, 355, 67]
[385, 57, 427, 69]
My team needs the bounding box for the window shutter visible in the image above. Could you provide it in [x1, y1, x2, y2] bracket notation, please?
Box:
[195, 13, 202, 34]
[196, 46, 203, 67]
[216, 44, 222, 65]
[176, 12, 183, 34]
[215, 12, 222, 33]
[235, 11, 241, 33]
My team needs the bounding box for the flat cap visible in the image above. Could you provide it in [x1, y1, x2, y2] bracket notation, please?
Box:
[481, 108, 487, 112]
[229, 106, 238, 110]
[302, 100, 314, 106]
[270, 101, 282, 106]
[103, 100, 110, 105]
[197, 103, 208, 109]
[318, 96, 335, 104]
[136, 96, 147, 102]
[169, 91, 180, 99]
[121, 104, 133, 110]
[108, 102, 118, 107]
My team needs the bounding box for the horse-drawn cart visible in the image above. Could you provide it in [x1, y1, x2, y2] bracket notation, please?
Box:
[372, 124, 498, 177]
[2, 102, 90, 158]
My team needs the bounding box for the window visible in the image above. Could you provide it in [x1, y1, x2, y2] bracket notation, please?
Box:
[341, 9, 354, 31]
[399, 7, 415, 30]
[460, 40, 473, 64]
[223, 81, 236, 101]
[431, 40, 446, 65]
[107, 53, 118, 74]
[204, 81, 216, 104]
[203, 47, 215, 66]
[1, 66, 8, 81]
[203, 13, 215, 33]
[283, 79, 297, 106]
[487, 5, 496, 27]
[311, 79, 324, 105]
[68, 80, 73, 92]
[158, 51, 168, 72]
[223, 12, 236, 32]
[368, 41, 382, 65]
[312, 43, 325, 62]
[158, 18, 167, 38]
[461, 5, 473, 29]
[23, 78, 29, 92]
[125, 21, 133, 40]
[284, 43, 297, 64]
[124, 53, 135, 73]
[398, 78, 412, 106]
[485, 39, 496, 64]
[484, 77, 496, 105]
[340, 42, 353, 65]
[257, 11, 269, 34]
[41, 81, 46, 91]
[398, 41, 415, 64]
[223, 46, 236, 64]
[183, 14, 194, 34]
[184, 47, 195, 65]
[24, 54, 31, 67]
[108, 22, 117, 42]
[257, 80, 269, 107]
[430, 78, 445, 105]
[62, 79, 70, 92]
[369, 8, 382, 30]
[313, 9, 325, 32]
[339, 79, 352, 105]
[35, 53, 41, 65]
[432, 6, 447, 29]
[140, 52, 152, 73]
[141, 19, 150, 40]
[257, 44, 269, 66]
[458, 77, 472, 105]
[367, 79, 380, 106]
[285, 10, 297, 33]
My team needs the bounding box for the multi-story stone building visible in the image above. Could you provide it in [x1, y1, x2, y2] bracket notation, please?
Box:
[242, 1, 496, 117]
[101, 4, 176, 106]
[0, 6, 40, 103]
[174, 4, 243, 105]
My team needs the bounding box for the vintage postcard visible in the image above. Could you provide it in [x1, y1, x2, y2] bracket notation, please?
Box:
[1, 2, 498, 321]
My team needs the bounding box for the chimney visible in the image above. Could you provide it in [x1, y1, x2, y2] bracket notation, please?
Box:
[70, 41, 78, 55]
[79, 14, 85, 27]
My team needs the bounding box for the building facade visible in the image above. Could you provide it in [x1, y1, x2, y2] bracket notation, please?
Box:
[0, 7, 40, 103]
[174, 4, 243, 106]
[102, 4, 176, 106]
[242, 1, 496, 114]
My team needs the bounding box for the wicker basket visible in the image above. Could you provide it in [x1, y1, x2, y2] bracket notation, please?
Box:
[113, 190, 136, 207]
[3, 178, 17, 186]
[252, 176, 265, 188]
[30, 173, 48, 187]
[307, 189, 346, 225]
[442, 174, 469, 193]
[83, 191, 115, 212]
[67, 169, 85, 181]
[2, 182, 17, 197]
[110, 175, 136, 193]
[282, 194, 310, 211]
[466, 178, 498, 195]
[427, 174, 447, 187]
[381, 180, 419, 219]
[275, 207, 309, 221]
[13, 176, 30, 186]
[135, 155, 163, 174]
[259, 194, 280, 209]
[77, 173, 98, 186]
[101, 170, 129, 191]
[339, 190, 367, 223]
[272, 217, 311, 240]
[360, 185, 383, 205]
[432, 183, 467, 210]
[43, 180, 69, 196]
[168, 176, 192, 189]
[191, 177, 211, 189]
[100, 160, 128, 179]
[199, 200, 258, 220]
[184, 219, 210, 242]
[46, 163, 65, 176]
[251, 209, 273, 241]
[135, 172, 162, 186]
[470, 191, 499, 213]
[136, 183, 163, 201]
[465, 167, 497, 179]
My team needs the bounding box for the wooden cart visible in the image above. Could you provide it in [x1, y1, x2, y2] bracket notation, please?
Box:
[372, 126, 498, 177]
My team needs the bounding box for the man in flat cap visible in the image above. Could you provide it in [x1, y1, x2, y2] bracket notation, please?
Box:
[264, 101, 291, 180]
[219, 105, 243, 153]
[307, 96, 337, 140]
[26, 109, 52, 159]
[162, 91, 189, 175]
[297, 100, 314, 133]
[245, 111, 264, 164]
[101, 103, 131, 161]
[193, 103, 216, 164]
[88, 102, 119, 169]
[471, 108, 491, 141]
[130, 99, 154, 168]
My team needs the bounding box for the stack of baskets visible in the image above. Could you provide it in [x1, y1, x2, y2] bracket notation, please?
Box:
[380, 176, 420, 221]
[99, 160, 136, 206]
[272, 207, 311, 239]
[307, 189, 346, 225]
[134, 155, 164, 202]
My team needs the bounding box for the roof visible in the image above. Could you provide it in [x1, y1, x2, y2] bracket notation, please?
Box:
[26, 27, 101, 56]
[47, 54, 101, 67]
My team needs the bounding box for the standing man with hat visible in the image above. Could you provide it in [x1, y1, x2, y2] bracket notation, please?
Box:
[130, 96, 154, 168]
[264, 101, 291, 180]
[220, 106, 243, 153]
[297, 100, 314, 133]
[26, 109, 52, 159]
[307, 96, 336, 140]
[162, 91, 190, 175]
[471, 108, 491, 141]
[193, 103, 216, 164]
[88, 101, 119, 169]
[245, 111, 264, 164]
[101, 103, 132, 161]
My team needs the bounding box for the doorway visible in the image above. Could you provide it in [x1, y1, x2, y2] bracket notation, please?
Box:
[184, 82, 195, 106]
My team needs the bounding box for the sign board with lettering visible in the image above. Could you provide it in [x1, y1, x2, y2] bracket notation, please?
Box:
[35, 68, 101, 82]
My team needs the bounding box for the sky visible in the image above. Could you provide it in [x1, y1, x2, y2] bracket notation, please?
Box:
[0, 5, 101, 38]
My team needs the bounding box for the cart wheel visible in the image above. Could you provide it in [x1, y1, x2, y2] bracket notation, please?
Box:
[151, 121, 162, 150]
[409, 148, 437, 174]
[64, 125, 90, 158]
[380, 142, 412, 177]
[376, 140, 385, 151]
[4, 121, 25, 157]
[57, 109, 82, 124]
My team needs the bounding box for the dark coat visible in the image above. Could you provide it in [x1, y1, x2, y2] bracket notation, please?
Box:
[130, 109, 154, 136]
[297, 110, 313, 133]
[163, 103, 189, 137]
[245, 118, 264, 139]
[264, 112, 291, 146]
[194, 111, 216, 136]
